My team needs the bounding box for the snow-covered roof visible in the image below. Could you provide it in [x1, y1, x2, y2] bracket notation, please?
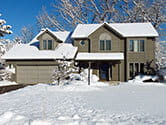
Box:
[2, 43, 78, 60]
[71, 24, 102, 38]
[71, 23, 158, 38]
[29, 28, 70, 45]
[76, 53, 124, 60]
[109, 23, 159, 37]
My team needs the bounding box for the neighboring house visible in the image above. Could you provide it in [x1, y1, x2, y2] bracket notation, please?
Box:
[2, 23, 158, 84]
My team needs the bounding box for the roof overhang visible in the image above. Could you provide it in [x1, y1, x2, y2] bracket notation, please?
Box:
[76, 52, 124, 61]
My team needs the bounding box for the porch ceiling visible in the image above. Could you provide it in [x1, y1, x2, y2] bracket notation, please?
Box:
[76, 52, 124, 61]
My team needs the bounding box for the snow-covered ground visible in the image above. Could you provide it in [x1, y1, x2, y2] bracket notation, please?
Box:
[0, 80, 17, 87]
[0, 80, 166, 125]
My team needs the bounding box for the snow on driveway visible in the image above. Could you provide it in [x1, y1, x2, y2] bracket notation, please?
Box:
[0, 82, 166, 125]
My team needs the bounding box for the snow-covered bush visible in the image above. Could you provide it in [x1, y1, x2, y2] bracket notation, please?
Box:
[144, 60, 156, 75]
[155, 41, 166, 70]
[0, 69, 13, 81]
[52, 57, 78, 85]
[0, 13, 13, 81]
[128, 75, 160, 84]
[80, 69, 99, 82]
[158, 68, 166, 82]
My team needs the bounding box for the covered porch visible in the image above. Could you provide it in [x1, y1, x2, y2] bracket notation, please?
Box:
[76, 53, 124, 81]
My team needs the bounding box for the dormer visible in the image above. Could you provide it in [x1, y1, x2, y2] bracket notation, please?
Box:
[29, 28, 70, 50]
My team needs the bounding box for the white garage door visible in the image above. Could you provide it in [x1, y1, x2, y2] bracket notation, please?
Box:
[16, 65, 57, 84]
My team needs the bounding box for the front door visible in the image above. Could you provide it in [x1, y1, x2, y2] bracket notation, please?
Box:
[99, 63, 109, 81]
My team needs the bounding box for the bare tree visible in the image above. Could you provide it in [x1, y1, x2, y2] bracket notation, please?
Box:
[119, 0, 166, 36]
[37, 0, 120, 30]
[155, 40, 166, 70]
[37, 0, 166, 36]
[19, 25, 34, 44]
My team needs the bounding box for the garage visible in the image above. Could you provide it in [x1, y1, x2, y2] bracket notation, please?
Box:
[16, 65, 57, 84]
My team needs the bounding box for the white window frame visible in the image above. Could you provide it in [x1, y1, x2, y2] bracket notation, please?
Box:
[43, 40, 53, 50]
[129, 40, 145, 52]
[99, 33, 112, 51]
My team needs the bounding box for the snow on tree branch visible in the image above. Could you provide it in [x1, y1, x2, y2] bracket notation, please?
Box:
[0, 14, 12, 37]
[52, 56, 78, 85]
[37, 0, 166, 36]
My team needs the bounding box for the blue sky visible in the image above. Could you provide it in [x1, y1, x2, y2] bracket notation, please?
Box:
[0, 0, 54, 40]
[0, 0, 165, 41]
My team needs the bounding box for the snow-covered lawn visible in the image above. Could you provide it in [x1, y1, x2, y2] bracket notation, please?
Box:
[0, 81, 166, 125]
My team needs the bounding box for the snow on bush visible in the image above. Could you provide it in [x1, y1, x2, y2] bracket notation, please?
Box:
[128, 75, 160, 84]
[52, 57, 78, 85]
[158, 68, 166, 81]
[80, 69, 99, 82]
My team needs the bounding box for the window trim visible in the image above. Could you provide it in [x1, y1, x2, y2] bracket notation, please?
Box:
[42, 40, 53, 50]
[79, 40, 86, 46]
[99, 40, 111, 51]
[129, 39, 145, 52]
[129, 62, 145, 78]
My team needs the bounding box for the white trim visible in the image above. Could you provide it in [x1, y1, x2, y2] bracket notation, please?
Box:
[76, 53, 124, 60]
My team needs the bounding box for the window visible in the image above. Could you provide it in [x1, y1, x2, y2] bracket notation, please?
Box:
[129, 63, 134, 77]
[129, 63, 145, 78]
[43, 40, 47, 49]
[135, 63, 139, 75]
[100, 40, 111, 50]
[43, 40, 53, 50]
[99, 33, 111, 50]
[48, 40, 52, 50]
[140, 63, 144, 73]
[100, 40, 105, 50]
[140, 40, 144, 52]
[106, 40, 111, 50]
[80, 40, 86, 46]
[130, 40, 134, 51]
[129, 40, 145, 52]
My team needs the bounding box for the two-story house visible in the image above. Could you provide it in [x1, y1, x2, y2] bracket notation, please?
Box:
[2, 23, 158, 84]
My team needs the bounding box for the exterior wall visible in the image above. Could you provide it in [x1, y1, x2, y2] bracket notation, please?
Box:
[126, 37, 155, 79]
[73, 26, 124, 53]
[73, 39, 89, 52]
[73, 25, 125, 81]
[38, 32, 60, 50]
[89, 26, 124, 53]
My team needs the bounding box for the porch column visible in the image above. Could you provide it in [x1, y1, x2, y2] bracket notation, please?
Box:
[88, 61, 91, 85]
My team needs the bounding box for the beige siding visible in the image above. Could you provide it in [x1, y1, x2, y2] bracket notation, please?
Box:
[126, 37, 155, 79]
[89, 26, 124, 53]
[73, 25, 125, 81]
[73, 39, 89, 52]
[38, 32, 60, 50]
[16, 65, 57, 84]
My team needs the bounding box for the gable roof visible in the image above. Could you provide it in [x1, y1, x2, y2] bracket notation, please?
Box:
[2, 43, 78, 60]
[29, 28, 70, 45]
[71, 22, 159, 38]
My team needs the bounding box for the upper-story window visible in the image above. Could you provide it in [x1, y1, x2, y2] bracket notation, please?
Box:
[130, 40, 144, 52]
[43, 40, 53, 50]
[99, 33, 111, 50]
[80, 40, 86, 46]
